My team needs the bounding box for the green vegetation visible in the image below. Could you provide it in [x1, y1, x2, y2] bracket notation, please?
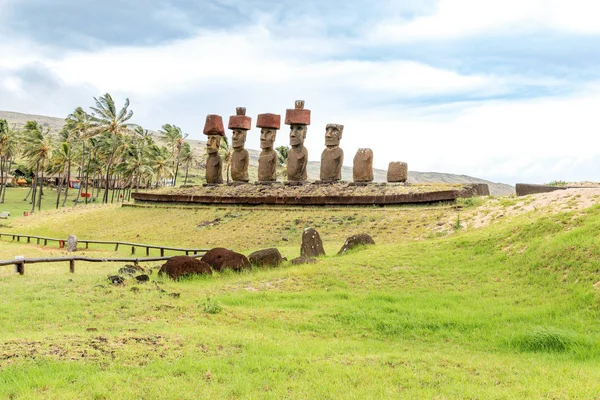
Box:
[0, 94, 202, 212]
[547, 180, 569, 187]
[0, 199, 600, 398]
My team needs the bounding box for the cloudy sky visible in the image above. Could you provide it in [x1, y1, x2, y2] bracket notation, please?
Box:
[1, 0, 600, 184]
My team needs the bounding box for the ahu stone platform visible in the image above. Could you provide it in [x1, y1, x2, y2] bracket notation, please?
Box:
[132, 183, 481, 206]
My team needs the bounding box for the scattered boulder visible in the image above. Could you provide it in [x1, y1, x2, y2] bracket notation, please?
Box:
[107, 275, 125, 285]
[338, 233, 375, 255]
[135, 274, 150, 283]
[159, 256, 213, 280]
[119, 267, 138, 276]
[301, 228, 325, 258]
[249, 248, 283, 267]
[67, 235, 78, 252]
[291, 256, 318, 265]
[201, 248, 251, 272]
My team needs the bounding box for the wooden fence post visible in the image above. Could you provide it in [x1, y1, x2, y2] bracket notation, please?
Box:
[115, 243, 119, 251]
[27, 237, 31, 243]
[69, 259, 75, 273]
[44, 239, 47, 246]
[131, 246, 136, 255]
[16, 262, 24, 275]
[160, 248, 164, 257]
[146, 247, 150, 256]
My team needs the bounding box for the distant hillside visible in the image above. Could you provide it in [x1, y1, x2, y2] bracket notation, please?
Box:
[1, 110, 515, 196]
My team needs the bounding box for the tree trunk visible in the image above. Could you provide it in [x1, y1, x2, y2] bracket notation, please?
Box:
[62, 154, 71, 207]
[30, 165, 39, 213]
[37, 169, 44, 211]
[0, 157, 5, 204]
[174, 160, 180, 187]
[55, 170, 65, 209]
[0, 158, 9, 204]
[184, 163, 189, 185]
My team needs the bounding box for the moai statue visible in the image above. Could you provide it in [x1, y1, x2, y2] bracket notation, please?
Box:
[286, 100, 311, 182]
[320, 124, 344, 182]
[228, 107, 252, 183]
[387, 162, 408, 183]
[203, 114, 225, 185]
[353, 148, 374, 183]
[257, 113, 281, 182]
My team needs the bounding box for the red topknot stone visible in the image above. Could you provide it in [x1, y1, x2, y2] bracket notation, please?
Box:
[256, 113, 281, 130]
[285, 100, 311, 125]
[203, 114, 225, 136]
[228, 107, 252, 130]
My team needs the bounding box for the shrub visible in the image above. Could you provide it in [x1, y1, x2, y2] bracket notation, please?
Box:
[202, 297, 222, 314]
[512, 327, 577, 353]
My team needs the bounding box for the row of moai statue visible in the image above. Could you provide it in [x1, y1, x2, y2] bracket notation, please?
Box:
[203, 100, 408, 185]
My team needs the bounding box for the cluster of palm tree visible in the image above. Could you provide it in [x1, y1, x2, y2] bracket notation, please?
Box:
[0, 93, 197, 212]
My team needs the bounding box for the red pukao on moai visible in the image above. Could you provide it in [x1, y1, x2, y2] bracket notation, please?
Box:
[286, 100, 311, 182]
[228, 107, 252, 183]
[256, 113, 281, 182]
[203, 114, 225, 185]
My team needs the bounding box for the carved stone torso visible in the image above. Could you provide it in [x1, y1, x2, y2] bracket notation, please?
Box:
[206, 153, 223, 184]
[231, 149, 249, 182]
[320, 147, 344, 181]
[258, 149, 277, 182]
[353, 148, 373, 182]
[287, 146, 308, 182]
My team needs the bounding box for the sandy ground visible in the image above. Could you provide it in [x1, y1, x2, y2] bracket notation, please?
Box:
[465, 188, 600, 229]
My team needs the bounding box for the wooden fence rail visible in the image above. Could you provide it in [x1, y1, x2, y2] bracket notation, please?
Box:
[0, 233, 209, 256]
[1, 254, 204, 275]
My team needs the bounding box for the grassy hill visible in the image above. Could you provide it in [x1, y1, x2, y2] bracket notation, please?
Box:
[1, 110, 514, 196]
[0, 189, 599, 397]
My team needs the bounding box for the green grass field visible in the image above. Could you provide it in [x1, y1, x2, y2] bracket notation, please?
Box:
[0, 189, 600, 398]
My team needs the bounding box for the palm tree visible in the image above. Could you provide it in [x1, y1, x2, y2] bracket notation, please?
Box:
[22, 121, 52, 213]
[159, 124, 188, 186]
[276, 145, 289, 179]
[86, 93, 136, 204]
[148, 145, 173, 188]
[179, 142, 194, 185]
[0, 120, 19, 203]
[62, 107, 89, 206]
[48, 142, 69, 209]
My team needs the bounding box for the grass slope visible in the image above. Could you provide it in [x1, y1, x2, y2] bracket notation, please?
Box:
[0, 197, 600, 398]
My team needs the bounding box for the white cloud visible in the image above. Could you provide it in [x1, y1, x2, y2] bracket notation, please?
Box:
[373, 0, 600, 41]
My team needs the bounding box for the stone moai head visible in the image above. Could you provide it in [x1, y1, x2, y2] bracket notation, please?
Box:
[228, 107, 252, 150]
[325, 124, 344, 147]
[257, 113, 281, 150]
[203, 114, 225, 154]
[286, 100, 311, 147]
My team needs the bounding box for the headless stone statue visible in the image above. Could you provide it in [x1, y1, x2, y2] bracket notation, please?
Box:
[320, 124, 344, 182]
[256, 113, 281, 182]
[285, 101, 311, 182]
[228, 107, 251, 183]
[353, 148, 374, 183]
[203, 115, 225, 185]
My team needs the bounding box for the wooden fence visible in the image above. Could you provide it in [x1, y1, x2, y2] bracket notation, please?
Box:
[1, 254, 204, 275]
[0, 233, 209, 256]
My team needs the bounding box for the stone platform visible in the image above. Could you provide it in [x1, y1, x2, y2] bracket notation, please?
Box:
[132, 183, 480, 206]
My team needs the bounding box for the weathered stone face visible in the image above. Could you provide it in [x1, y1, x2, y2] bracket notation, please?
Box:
[320, 123, 344, 182]
[387, 161, 408, 183]
[67, 235, 78, 252]
[258, 148, 277, 182]
[289, 125, 307, 147]
[206, 135, 221, 155]
[260, 128, 277, 150]
[353, 148, 374, 182]
[232, 129, 247, 149]
[287, 145, 308, 182]
[206, 153, 223, 184]
[325, 124, 343, 147]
